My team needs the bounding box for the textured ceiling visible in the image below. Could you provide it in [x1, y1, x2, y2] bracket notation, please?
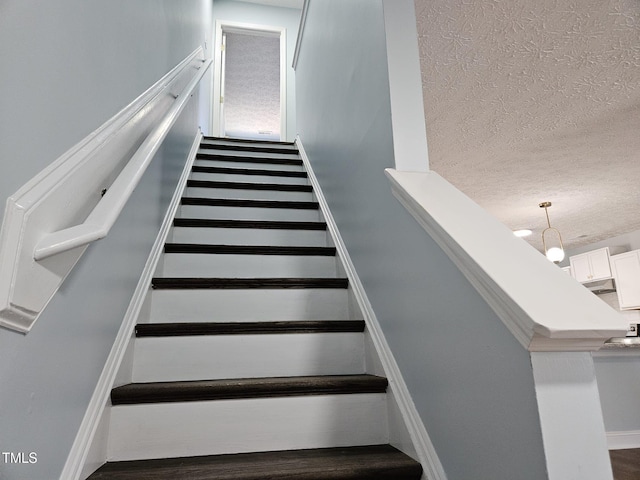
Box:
[414, 0, 640, 254]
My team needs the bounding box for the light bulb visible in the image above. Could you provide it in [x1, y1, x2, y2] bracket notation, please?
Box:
[546, 247, 565, 263]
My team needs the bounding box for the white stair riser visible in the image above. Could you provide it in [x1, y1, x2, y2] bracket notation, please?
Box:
[178, 205, 322, 222]
[194, 159, 303, 172]
[200, 141, 297, 151]
[132, 333, 365, 382]
[107, 394, 388, 461]
[160, 254, 338, 278]
[190, 171, 309, 185]
[185, 186, 313, 202]
[170, 227, 329, 247]
[149, 289, 350, 323]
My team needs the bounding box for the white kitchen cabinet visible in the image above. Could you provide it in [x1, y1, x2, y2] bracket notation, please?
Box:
[611, 250, 640, 310]
[569, 247, 614, 283]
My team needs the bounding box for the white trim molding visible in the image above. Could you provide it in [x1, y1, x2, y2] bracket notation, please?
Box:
[381, 0, 429, 172]
[0, 48, 211, 334]
[60, 131, 203, 480]
[292, 0, 310, 70]
[531, 352, 613, 480]
[297, 138, 447, 480]
[607, 430, 640, 450]
[385, 169, 628, 352]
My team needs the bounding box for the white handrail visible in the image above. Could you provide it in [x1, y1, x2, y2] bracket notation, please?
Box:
[292, 0, 310, 70]
[385, 168, 628, 352]
[34, 59, 212, 261]
[0, 48, 210, 333]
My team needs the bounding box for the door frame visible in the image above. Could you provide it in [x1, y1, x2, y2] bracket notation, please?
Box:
[211, 20, 287, 140]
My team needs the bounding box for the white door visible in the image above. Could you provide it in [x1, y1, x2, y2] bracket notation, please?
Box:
[213, 22, 287, 141]
[219, 32, 228, 137]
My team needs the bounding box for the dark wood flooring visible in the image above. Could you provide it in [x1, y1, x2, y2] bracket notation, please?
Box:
[88, 445, 423, 480]
[611, 448, 640, 479]
[88, 446, 638, 479]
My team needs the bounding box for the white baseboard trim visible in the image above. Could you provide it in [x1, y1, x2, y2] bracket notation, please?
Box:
[60, 130, 202, 480]
[296, 137, 447, 480]
[607, 430, 640, 450]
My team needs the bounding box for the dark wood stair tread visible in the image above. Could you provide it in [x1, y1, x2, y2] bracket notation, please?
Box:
[164, 244, 336, 256]
[187, 179, 312, 192]
[181, 197, 319, 210]
[151, 277, 349, 289]
[198, 145, 300, 155]
[87, 444, 422, 480]
[135, 320, 366, 337]
[193, 165, 308, 178]
[203, 135, 296, 146]
[111, 375, 388, 405]
[173, 219, 327, 230]
[197, 152, 302, 165]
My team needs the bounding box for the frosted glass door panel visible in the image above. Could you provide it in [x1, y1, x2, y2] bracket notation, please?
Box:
[223, 32, 280, 141]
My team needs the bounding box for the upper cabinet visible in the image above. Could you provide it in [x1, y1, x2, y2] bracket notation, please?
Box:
[569, 247, 614, 283]
[568, 247, 640, 311]
[611, 250, 640, 310]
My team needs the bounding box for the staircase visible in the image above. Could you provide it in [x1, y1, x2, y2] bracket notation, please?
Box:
[88, 137, 423, 479]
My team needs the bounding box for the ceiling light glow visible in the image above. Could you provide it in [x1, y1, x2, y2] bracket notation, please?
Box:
[513, 229, 532, 237]
[545, 246, 565, 263]
[539, 201, 565, 264]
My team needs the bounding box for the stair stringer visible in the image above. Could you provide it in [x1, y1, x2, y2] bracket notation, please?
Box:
[296, 136, 448, 480]
[60, 130, 203, 480]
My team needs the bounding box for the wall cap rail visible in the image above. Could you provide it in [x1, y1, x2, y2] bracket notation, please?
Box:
[385, 168, 627, 352]
[292, 0, 310, 70]
[0, 48, 211, 333]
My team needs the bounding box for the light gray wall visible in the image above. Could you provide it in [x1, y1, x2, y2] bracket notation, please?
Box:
[212, 0, 300, 141]
[295, 1, 548, 479]
[0, 2, 211, 479]
[593, 353, 640, 433]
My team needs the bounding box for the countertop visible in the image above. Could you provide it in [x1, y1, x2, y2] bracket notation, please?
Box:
[602, 337, 640, 349]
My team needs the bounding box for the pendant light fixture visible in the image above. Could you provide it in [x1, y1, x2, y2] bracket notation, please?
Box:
[539, 201, 565, 263]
